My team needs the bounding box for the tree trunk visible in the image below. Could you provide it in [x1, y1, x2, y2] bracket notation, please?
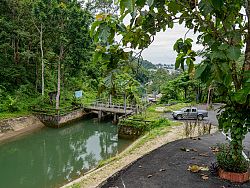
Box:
[109, 94, 112, 106]
[124, 93, 126, 115]
[244, 0, 250, 71]
[40, 24, 45, 96]
[56, 45, 63, 110]
[184, 87, 187, 100]
[35, 59, 38, 92]
[207, 86, 211, 108]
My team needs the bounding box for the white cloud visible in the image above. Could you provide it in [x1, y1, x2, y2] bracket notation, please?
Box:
[141, 24, 202, 64]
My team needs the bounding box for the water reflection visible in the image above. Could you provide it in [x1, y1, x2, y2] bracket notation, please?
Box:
[0, 119, 132, 188]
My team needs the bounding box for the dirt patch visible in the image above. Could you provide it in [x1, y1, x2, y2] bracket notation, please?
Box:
[62, 124, 217, 188]
[0, 115, 44, 143]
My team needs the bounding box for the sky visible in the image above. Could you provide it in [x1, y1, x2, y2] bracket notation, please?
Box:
[140, 24, 202, 65]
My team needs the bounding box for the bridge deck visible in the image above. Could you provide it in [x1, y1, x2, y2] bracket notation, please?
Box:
[85, 103, 136, 114]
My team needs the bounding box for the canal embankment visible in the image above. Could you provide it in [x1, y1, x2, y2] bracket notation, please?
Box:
[0, 115, 44, 143]
[0, 108, 89, 142]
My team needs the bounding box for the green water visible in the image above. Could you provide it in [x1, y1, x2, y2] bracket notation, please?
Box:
[0, 119, 132, 188]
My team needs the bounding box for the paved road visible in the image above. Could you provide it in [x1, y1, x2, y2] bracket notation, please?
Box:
[102, 133, 250, 188]
[164, 103, 250, 157]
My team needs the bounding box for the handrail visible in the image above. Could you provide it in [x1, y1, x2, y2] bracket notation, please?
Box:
[31, 100, 139, 116]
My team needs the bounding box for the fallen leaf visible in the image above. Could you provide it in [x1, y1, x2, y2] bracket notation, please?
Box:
[180, 147, 190, 152]
[147, 175, 153, 178]
[200, 166, 209, 171]
[191, 148, 198, 152]
[210, 146, 219, 153]
[188, 165, 209, 173]
[188, 165, 201, 173]
[199, 153, 209, 157]
[201, 175, 209, 180]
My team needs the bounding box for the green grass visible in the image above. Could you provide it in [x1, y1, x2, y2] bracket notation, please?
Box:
[164, 103, 191, 112]
[0, 111, 30, 120]
[147, 103, 190, 113]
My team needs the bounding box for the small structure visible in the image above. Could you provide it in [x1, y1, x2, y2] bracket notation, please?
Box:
[84, 101, 137, 122]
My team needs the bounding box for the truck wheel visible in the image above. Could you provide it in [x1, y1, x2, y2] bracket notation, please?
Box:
[176, 115, 182, 120]
[197, 114, 203, 120]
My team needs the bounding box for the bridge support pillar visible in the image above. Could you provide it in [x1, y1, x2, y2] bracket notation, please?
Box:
[113, 113, 118, 124]
[98, 111, 103, 121]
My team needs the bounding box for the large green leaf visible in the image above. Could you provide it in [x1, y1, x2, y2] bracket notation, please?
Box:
[136, 0, 146, 6]
[195, 63, 207, 79]
[218, 43, 229, 51]
[226, 46, 241, 61]
[186, 58, 194, 73]
[211, 51, 227, 60]
[198, 0, 213, 16]
[175, 53, 185, 70]
[90, 21, 101, 38]
[99, 24, 111, 42]
[210, 0, 223, 10]
[120, 0, 135, 14]
[232, 88, 250, 104]
[147, 0, 154, 7]
[168, 1, 180, 14]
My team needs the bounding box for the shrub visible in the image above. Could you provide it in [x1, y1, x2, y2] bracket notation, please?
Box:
[216, 144, 249, 173]
[5, 95, 20, 112]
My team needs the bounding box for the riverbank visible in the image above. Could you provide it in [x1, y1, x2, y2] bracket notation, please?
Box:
[63, 122, 218, 188]
[0, 115, 44, 143]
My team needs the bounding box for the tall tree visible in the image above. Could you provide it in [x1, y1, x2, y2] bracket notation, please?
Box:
[91, 0, 250, 166]
[32, 0, 48, 96]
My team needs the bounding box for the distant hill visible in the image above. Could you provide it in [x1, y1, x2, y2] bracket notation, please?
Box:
[139, 60, 156, 70]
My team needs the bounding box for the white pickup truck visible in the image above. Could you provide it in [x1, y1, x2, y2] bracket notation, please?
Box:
[172, 107, 208, 120]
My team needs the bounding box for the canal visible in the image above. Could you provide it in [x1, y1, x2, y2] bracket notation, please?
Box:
[0, 118, 132, 188]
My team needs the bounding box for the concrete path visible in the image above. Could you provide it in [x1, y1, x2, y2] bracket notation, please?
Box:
[101, 133, 250, 188]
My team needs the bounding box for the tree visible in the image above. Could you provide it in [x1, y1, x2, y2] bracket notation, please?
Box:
[91, 0, 250, 169]
[0, 0, 95, 113]
[86, 0, 119, 14]
[32, 1, 48, 96]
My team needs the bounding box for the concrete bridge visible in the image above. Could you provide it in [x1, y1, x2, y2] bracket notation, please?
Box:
[84, 101, 138, 122]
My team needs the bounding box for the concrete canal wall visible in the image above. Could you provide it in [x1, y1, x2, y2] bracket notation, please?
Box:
[35, 109, 87, 128]
[0, 116, 44, 142]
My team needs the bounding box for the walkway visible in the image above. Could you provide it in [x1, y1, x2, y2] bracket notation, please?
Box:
[85, 102, 137, 114]
[102, 133, 250, 188]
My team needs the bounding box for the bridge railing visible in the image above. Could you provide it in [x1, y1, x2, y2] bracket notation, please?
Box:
[84, 101, 139, 112]
[31, 104, 83, 116]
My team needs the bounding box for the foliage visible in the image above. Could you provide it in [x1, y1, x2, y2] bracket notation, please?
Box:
[0, 112, 30, 120]
[0, 0, 95, 114]
[146, 68, 171, 93]
[216, 144, 249, 173]
[118, 117, 170, 135]
[160, 71, 205, 103]
[90, 0, 250, 171]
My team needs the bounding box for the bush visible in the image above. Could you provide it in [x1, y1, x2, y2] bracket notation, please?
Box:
[119, 117, 170, 134]
[216, 144, 249, 173]
[3, 95, 20, 112]
[151, 118, 170, 129]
